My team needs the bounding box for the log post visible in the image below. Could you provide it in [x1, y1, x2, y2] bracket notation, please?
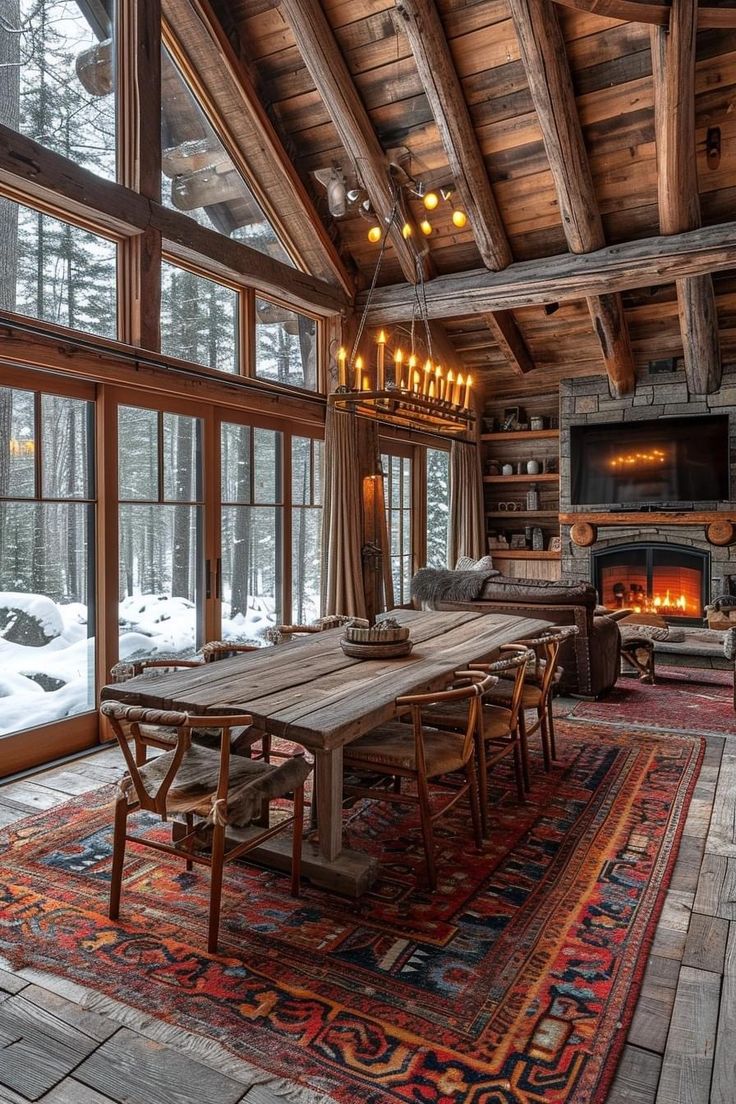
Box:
[650, 0, 722, 394]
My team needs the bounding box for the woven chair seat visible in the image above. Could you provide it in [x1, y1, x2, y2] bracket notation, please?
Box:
[421, 701, 515, 741]
[136, 744, 311, 827]
[138, 722, 259, 755]
[485, 680, 544, 709]
[344, 721, 467, 776]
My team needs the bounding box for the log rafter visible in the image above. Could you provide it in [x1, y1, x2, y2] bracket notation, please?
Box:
[394, 0, 534, 377]
[0, 123, 348, 317]
[650, 0, 722, 394]
[278, 0, 429, 286]
[509, 0, 635, 397]
[554, 0, 736, 28]
[161, 0, 352, 296]
[358, 222, 736, 322]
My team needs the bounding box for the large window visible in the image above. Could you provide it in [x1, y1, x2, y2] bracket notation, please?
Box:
[0, 385, 96, 736]
[426, 447, 450, 567]
[161, 46, 291, 265]
[255, 298, 318, 391]
[161, 261, 238, 374]
[1, 1, 116, 179]
[220, 422, 283, 640]
[117, 405, 204, 661]
[381, 450, 413, 605]
[292, 436, 323, 623]
[0, 196, 117, 336]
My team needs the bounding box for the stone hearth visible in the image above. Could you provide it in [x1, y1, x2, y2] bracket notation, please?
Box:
[558, 371, 736, 605]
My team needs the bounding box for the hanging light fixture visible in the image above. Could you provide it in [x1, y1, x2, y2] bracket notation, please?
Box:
[329, 201, 474, 437]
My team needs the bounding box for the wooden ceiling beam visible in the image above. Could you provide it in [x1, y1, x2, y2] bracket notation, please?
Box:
[651, 0, 722, 394]
[554, 0, 736, 28]
[394, 0, 535, 379]
[278, 0, 428, 286]
[510, 0, 635, 397]
[160, 0, 352, 295]
[358, 221, 736, 322]
[484, 312, 535, 376]
[394, 0, 511, 271]
[0, 124, 348, 317]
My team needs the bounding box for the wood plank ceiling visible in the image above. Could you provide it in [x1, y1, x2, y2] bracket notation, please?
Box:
[208, 0, 736, 401]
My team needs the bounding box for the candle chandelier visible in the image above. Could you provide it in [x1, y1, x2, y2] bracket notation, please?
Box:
[329, 203, 475, 437]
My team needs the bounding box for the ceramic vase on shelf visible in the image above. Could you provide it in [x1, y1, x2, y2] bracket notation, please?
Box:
[526, 484, 539, 511]
[526, 459, 541, 475]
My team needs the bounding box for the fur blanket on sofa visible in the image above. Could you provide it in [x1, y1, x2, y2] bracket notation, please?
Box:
[411, 567, 498, 606]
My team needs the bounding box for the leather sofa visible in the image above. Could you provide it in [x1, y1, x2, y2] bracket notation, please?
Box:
[434, 577, 621, 698]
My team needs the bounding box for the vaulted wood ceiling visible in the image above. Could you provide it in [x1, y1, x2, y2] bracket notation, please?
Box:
[207, 0, 736, 400]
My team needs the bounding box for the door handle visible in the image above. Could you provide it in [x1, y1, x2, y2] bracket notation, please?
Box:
[205, 559, 212, 600]
[215, 557, 222, 601]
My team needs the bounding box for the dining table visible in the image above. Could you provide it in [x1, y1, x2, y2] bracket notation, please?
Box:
[101, 608, 551, 895]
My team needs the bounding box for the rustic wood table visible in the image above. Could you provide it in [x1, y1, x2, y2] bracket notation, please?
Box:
[101, 609, 550, 894]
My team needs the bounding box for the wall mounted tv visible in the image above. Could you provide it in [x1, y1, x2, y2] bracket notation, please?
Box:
[570, 414, 730, 507]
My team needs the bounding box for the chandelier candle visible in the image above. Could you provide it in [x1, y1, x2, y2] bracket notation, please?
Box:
[394, 348, 403, 389]
[376, 331, 386, 390]
[354, 354, 364, 391]
[337, 346, 347, 388]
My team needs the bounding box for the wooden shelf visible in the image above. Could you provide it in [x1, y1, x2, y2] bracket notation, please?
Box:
[486, 510, 559, 520]
[491, 550, 561, 560]
[484, 473, 559, 484]
[481, 429, 559, 442]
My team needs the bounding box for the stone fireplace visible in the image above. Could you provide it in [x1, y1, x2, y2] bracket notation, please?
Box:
[592, 542, 709, 625]
[558, 371, 736, 610]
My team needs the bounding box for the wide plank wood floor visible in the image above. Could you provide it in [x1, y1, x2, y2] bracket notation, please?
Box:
[0, 703, 732, 1104]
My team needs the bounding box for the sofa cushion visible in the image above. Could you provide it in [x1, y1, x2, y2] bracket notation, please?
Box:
[455, 554, 498, 573]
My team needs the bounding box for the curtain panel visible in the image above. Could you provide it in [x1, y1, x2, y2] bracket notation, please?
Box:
[320, 407, 368, 618]
[448, 440, 485, 567]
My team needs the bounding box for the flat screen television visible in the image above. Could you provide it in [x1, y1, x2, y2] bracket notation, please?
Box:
[570, 414, 730, 507]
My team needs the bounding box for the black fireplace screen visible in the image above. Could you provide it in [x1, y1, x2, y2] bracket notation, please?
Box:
[593, 543, 709, 623]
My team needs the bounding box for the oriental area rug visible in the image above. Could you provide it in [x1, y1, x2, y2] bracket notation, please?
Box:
[0, 721, 702, 1104]
[561, 665, 733, 735]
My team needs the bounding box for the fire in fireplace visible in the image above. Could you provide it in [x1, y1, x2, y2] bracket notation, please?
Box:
[593, 544, 709, 624]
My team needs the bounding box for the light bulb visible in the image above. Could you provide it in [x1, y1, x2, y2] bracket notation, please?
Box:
[402, 222, 412, 238]
[420, 219, 432, 235]
[367, 225, 382, 243]
[452, 209, 467, 229]
[423, 191, 439, 211]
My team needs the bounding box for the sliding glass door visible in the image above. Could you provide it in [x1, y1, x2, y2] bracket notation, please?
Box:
[0, 377, 97, 769]
[219, 421, 283, 641]
[117, 403, 206, 663]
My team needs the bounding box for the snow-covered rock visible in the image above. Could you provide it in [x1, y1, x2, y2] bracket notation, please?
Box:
[0, 592, 64, 646]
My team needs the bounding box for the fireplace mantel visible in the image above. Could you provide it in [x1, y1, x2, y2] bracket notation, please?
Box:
[560, 512, 735, 549]
[559, 512, 736, 526]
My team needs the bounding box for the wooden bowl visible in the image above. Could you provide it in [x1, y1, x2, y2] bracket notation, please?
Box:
[344, 624, 411, 644]
[340, 638, 413, 659]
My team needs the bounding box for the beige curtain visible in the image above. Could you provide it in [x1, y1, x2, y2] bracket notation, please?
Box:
[320, 407, 368, 618]
[448, 440, 485, 567]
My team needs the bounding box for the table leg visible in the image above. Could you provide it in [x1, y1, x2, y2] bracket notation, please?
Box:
[316, 747, 343, 861]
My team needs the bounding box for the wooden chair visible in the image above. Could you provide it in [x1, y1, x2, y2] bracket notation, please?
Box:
[110, 647, 268, 760]
[342, 671, 496, 890]
[420, 650, 535, 834]
[100, 701, 311, 954]
[486, 625, 579, 774]
[266, 614, 362, 645]
[200, 641, 271, 761]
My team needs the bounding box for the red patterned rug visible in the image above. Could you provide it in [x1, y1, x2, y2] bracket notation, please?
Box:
[0, 721, 701, 1104]
[561, 665, 734, 735]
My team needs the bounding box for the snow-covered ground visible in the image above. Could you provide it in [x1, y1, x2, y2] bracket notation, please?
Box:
[0, 592, 277, 737]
